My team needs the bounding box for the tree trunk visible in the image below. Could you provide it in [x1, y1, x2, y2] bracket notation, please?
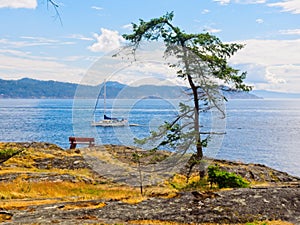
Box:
[181, 44, 205, 178]
[187, 74, 205, 179]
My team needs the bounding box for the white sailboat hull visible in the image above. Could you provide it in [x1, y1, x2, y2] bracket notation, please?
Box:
[91, 119, 128, 127]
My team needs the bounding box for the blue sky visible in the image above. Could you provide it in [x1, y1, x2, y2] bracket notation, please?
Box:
[0, 0, 299, 93]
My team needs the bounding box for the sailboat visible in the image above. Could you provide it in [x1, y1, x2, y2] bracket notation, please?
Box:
[91, 80, 128, 127]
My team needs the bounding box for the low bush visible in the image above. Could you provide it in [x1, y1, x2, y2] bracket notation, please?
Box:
[208, 164, 249, 188]
[0, 148, 24, 164]
[0, 148, 20, 159]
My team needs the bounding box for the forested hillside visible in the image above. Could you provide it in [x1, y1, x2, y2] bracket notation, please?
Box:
[0, 78, 260, 99]
[0, 78, 77, 98]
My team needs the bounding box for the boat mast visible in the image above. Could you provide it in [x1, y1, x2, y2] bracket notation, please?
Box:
[103, 79, 106, 117]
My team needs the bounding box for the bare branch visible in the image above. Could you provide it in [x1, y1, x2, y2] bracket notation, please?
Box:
[47, 0, 62, 25]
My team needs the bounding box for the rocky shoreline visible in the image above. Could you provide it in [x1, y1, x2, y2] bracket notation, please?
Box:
[0, 142, 299, 224]
[2, 186, 300, 224]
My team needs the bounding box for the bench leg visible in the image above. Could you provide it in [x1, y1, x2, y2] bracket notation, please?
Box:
[70, 143, 77, 149]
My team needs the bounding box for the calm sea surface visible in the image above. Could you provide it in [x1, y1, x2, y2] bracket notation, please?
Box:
[0, 98, 299, 177]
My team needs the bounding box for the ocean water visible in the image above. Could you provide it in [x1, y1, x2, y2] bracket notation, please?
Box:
[0, 98, 299, 177]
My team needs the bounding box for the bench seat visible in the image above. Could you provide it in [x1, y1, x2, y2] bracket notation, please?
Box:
[69, 137, 95, 149]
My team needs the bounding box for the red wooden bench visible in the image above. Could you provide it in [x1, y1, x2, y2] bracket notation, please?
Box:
[69, 137, 95, 149]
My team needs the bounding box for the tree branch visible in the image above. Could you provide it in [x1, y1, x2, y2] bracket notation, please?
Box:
[47, 0, 62, 25]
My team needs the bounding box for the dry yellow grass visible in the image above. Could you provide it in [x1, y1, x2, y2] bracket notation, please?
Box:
[128, 220, 196, 225]
[165, 173, 214, 191]
[0, 178, 178, 205]
[0, 181, 138, 200]
[0, 143, 102, 186]
[1, 145, 59, 169]
[0, 167, 92, 176]
[62, 201, 106, 210]
[126, 220, 294, 225]
[0, 214, 12, 223]
[0, 199, 62, 210]
[0, 143, 179, 207]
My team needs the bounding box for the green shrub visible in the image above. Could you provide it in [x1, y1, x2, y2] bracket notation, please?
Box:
[208, 165, 249, 188]
[0, 149, 20, 159]
[0, 148, 23, 164]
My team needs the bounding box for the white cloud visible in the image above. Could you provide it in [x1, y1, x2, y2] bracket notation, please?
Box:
[204, 27, 222, 33]
[265, 67, 286, 84]
[230, 39, 300, 93]
[106, 62, 183, 87]
[213, 0, 265, 5]
[65, 34, 93, 41]
[88, 28, 125, 53]
[268, 0, 300, 14]
[237, 0, 266, 3]
[0, 53, 85, 82]
[213, 0, 230, 5]
[91, 6, 103, 10]
[122, 24, 133, 30]
[0, 37, 49, 48]
[201, 9, 210, 14]
[253, 64, 300, 92]
[231, 39, 300, 65]
[256, 18, 264, 24]
[0, 0, 37, 9]
[20, 36, 58, 43]
[0, 49, 31, 57]
[81, 42, 188, 87]
[279, 29, 300, 35]
[0, 37, 75, 48]
[0, 48, 60, 62]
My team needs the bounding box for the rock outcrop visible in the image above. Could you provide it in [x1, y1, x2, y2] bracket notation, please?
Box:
[0, 142, 299, 225]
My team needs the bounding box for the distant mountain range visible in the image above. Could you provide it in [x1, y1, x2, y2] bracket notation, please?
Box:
[0, 78, 186, 99]
[0, 77, 287, 99]
[252, 90, 300, 99]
